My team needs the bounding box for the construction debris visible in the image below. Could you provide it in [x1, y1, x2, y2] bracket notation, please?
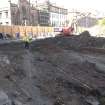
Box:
[0, 31, 105, 105]
[85, 96, 100, 105]
[0, 91, 11, 105]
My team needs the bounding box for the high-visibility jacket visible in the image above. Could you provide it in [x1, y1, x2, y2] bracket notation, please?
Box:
[23, 36, 32, 43]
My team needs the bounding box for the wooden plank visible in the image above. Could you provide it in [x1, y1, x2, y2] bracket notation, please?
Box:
[12, 26, 20, 37]
[0, 26, 3, 33]
[19, 26, 26, 38]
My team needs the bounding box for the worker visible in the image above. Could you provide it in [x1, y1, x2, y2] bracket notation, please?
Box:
[23, 35, 32, 49]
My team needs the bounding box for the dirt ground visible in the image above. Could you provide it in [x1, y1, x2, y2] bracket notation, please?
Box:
[0, 31, 105, 105]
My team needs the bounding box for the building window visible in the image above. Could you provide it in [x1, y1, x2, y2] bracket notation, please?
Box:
[6, 22, 9, 25]
[5, 11, 8, 18]
[0, 12, 2, 18]
[0, 22, 2, 25]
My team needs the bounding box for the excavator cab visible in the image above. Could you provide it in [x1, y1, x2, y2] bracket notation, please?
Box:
[60, 26, 74, 36]
[63, 26, 74, 36]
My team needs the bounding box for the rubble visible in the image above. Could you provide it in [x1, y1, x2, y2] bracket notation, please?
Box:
[0, 91, 11, 105]
[85, 96, 100, 105]
[32, 31, 105, 50]
[0, 31, 105, 105]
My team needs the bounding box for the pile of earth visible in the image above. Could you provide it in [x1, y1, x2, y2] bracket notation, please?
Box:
[32, 31, 105, 50]
[0, 31, 105, 105]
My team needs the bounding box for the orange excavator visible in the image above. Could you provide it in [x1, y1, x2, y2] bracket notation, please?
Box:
[57, 22, 75, 36]
[60, 26, 74, 36]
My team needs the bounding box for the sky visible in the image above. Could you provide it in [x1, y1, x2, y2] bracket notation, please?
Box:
[0, 0, 105, 12]
[51, 0, 105, 12]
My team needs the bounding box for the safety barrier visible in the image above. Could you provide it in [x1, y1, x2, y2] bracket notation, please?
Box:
[0, 25, 55, 39]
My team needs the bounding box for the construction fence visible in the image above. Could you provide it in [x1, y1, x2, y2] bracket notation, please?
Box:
[0, 25, 55, 39]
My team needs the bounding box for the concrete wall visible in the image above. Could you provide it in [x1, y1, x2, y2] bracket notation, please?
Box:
[0, 3, 12, 26]
[77, 17, 97, 28]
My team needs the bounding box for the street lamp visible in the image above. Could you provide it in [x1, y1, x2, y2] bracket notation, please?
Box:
[85, 13, 91, 28]
[29, 0, 31, 25]
[35, 0, 38, 7]
[8, 0, 11, 25]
